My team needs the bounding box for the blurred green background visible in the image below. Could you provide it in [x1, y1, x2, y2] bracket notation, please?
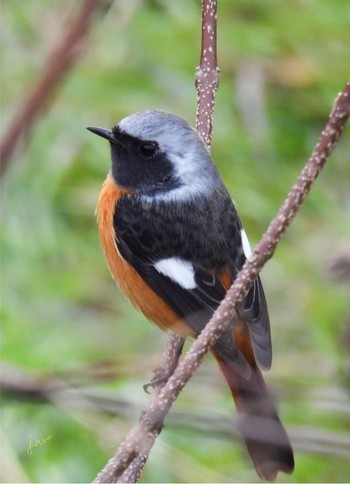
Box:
[1, 1, 350, 482]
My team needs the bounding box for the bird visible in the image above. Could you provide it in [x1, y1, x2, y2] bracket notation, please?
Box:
[87, 110, 294, 481]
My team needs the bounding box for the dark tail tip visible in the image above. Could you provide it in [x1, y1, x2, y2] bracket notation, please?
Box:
[256, 453, 294, 481]
[238, 413, 294, 481]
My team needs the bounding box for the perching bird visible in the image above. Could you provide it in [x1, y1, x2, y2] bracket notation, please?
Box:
[88, 110, 294, 481]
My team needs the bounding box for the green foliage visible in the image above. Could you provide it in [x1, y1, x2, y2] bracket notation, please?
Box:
[1, 0, 349, 482]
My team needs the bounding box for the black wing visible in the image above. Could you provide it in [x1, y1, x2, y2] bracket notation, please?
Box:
[241, 268, 272, 369]
[114, 194, 271, 372]
[117, 232, 251, 377]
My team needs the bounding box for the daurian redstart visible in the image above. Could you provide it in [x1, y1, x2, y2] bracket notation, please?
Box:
[88, 110, 294, 481]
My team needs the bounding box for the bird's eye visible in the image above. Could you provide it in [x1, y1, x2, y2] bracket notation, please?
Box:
[140, 142, 158, 158]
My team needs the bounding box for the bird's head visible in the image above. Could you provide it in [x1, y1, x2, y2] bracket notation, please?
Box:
[88, 110, 220, 199]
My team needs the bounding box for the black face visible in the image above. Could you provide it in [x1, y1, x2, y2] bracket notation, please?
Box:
[106, 127, 181, 194]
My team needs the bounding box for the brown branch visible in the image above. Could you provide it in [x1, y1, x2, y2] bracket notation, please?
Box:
[0, 0, 102, 176]
[149, 0, 219, 418]
[118, 333, 185, 482]
[94, 80, 350, 483]
[146, 0, 219, 430]
[95, 2, 220, 481]
[254, 85, 350, 261]
[143, 331, 185, 394]
[2, 364, 350, 459]
[195, 0, 220, 150]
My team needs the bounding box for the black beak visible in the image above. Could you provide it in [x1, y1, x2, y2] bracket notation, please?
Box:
[87, 126, 114, 142]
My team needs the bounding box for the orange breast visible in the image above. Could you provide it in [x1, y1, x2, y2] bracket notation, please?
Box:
[96, 175, 194, 338]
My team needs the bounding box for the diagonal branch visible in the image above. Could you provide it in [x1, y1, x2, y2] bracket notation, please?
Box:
[94, 79, 350, 483]
[0, 0, 103, 176]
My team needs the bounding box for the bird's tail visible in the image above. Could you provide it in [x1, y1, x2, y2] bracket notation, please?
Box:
[215, 355, 294, 481]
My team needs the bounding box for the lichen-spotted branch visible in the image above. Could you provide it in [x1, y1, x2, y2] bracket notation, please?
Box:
[195, 0, 220, 150]
[94, 79, 350, 483]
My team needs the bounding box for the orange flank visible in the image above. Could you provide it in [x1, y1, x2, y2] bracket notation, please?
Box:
[96, 175, 194, 337]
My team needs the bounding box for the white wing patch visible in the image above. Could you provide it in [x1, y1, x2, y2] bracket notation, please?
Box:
[154, 257, 196, 289]
[241, 229, 252, 258]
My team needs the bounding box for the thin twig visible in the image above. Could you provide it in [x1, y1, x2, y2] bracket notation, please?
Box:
[195, 0, 220, 150]
[0, 0, 102, 176]
[121, 332, 184, 482]
[148, 0, 218, 407]
[94, 80, 350, 483]
[154, 0, 219, 407]
[148, 0, 219, 435]
[143, 332, 185, 394]
[95, 2, 220, 481]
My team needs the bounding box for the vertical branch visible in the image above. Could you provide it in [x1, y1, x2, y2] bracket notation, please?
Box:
[96, 333, 185, 483]
[153, 0, 220, 446]
[95, 3, 220, 482]
[195, 0, 220, 150]
[144, 0, 220, 437]
[0, 0, 102, 176]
